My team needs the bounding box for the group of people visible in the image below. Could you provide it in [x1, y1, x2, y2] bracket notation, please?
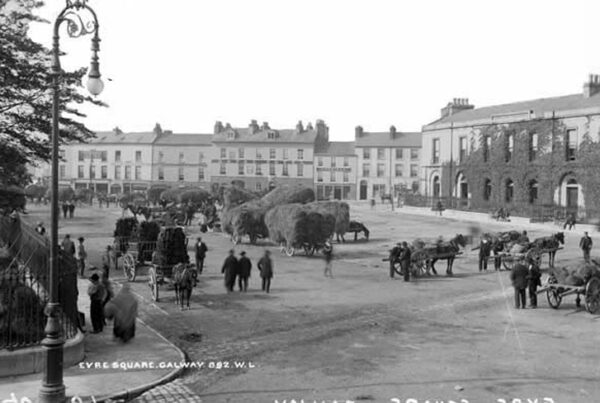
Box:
[221, 249, 274, 293]
[61, 234, 88, 277]
[510, 258, 542, 309]
[61, 201, 76, 219]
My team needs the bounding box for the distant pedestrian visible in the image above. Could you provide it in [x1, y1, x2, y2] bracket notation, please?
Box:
[563, 213, 576, 230]
[400, 241, 411, 282]
[510, 263, 529, 309]
[62, 202, 69, 219]
[61, 234, 75, 257]
[221, 249, 238, 293]
[35, 221, 46, 236]
[527, 260, 542, 308]
[104, 283, 138, 342]
[436, 200, 444, 216]
[580, 232, 593, 263]
[102, 245, 113, 279]
[75, 237, 87, 277]
[68, 201, 75, 218]
[87, 273, 106, 333]
[323, 241, 333, 278]
[370, 198, 375, 209]
[493, 243, 503, 271]
[478, 239, 491, 272]
[195, 237, 208, 274]
[257, 250, 273, 293]
[237, 251, 252, 292]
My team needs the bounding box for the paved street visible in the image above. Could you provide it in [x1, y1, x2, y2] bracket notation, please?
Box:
[23, 203, 600, 402]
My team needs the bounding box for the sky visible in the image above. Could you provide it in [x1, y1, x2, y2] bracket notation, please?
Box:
[27, 0, 600, 141]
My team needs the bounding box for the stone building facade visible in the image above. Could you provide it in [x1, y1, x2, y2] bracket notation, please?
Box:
[314, 142, 357, 200]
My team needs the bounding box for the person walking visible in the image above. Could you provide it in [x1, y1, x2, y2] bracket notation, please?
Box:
[61, 234, 75, 257]
[580, 232, 593, 263]
[510, 262, 529, 309]
[237, 251, 252, 292]
[75, 237, 87, 277]
[323, 241, 333, 278]
[221, 249, 238, 293]
[104, 283, 138, 342]
[87, 273, 106, 333]
[102, 245, 113, 279]
[400, 241, 412, 282]
[493, 243, 503, 271]
[62, 202, 69, 219]
[195, 237, 208, 274]
[436, 200, 444, 216]
[527, 260, 542, 308]
[478, 239, 491, 272]
[563, 213, 576, 230]
[68, 200, 75, 218]
[35, 221, 46, 236]
[257, 250, 273, 293]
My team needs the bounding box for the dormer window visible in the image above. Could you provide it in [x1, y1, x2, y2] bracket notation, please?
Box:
[267, 132, 275, 140]
[227, 132, 235, 140]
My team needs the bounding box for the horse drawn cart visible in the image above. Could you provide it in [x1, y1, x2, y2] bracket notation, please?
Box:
[480, 231, 564, 270]
[113, 236, 157, 282]
[537, 266, 600, 314]
[147, 226, 189, 302]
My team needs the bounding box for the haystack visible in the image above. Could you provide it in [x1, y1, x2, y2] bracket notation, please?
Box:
[179, 188, 211, 204]
[265, 203, 335, 248]
[222, 186, 258, 209]
[261, 185, 315, 206]
[550, 263, 600, 286]
[305, 201, 350, 237]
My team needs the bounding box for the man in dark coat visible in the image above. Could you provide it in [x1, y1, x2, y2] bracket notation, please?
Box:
[221, 249, 238, 293]
[510, 263, 529, 309]
[493, 242, 503, 271]
[257, 250, 273, 293]
[195, 237, 208, 274]
[62, 202, 69, 218]
[479, 239, 491, 272]
[61, 234, 75, 257]
[87, 273, 106, 333]
[527, 260, 542, 308]
[399, 241, 411, 282]
[68, 201, 75, 218]
[580, 232, 593, 263]
[237, 251, 252, 292]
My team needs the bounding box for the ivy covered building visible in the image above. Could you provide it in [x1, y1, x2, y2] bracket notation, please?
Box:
[421, 75, 600, 218]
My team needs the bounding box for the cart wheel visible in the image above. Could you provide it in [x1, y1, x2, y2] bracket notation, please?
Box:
[413, 259, 427, 276]
[547, 288, 562, 309]
[502, 256, 515, 271]
[585, 277, 600, 314]
[148, 266, 159, 302]
[392, 260, 403, 276]
[304, 245, 315, 256]
[123, 253, 136, 282]
[285, 246, 295, 257]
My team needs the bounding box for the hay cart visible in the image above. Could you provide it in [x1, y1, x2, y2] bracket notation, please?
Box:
[147, 226, 189, 302]
[538, 275, 600, 314]
[113, 236, 157, 282]
[492, 246, 562, 270]
[410, 248, 463, 276]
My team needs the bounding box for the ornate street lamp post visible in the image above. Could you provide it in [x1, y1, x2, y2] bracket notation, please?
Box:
[40, 1, 103, 402]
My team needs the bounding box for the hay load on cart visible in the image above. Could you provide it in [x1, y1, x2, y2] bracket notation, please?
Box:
[540, 262, 600, 314]
[112, 218, 161, 281]
[265, 203, 336, 256]
[148, 226, 190, 301]
[305, 201, 350, 242]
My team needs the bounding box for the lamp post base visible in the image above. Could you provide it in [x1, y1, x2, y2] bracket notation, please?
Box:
[38, 385, 67, 403]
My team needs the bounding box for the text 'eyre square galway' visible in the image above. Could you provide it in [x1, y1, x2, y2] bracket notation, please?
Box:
[1, 1, 600, 402]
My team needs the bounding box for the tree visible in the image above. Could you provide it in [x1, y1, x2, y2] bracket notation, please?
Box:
[0, 0, 106, 198]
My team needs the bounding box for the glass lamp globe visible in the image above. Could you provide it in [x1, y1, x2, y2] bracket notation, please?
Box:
[86, 76, 104, 96]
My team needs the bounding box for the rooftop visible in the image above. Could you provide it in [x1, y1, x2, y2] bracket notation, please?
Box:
[315, 141, 355, 156]
[355, 131, 421, 148]
[154, 133, 212, 146]
[90, 131, 158, 144]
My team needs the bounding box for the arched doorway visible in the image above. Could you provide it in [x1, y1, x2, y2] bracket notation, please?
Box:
[359, 180, 368, 200]
[431, 174, 440, 198]
[556, 174, 584, 213]
[528, 179, 538, 204]
[505, 178, 514, 203]
[566, 178, 579, 211]
[456, 172, 468, 200]
[483, 178, 492, 201]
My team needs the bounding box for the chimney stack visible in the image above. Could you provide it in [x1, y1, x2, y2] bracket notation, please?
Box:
[390, 125, 396, 138]
[355, 125, 363, 138]
[296, 120, 304, 133]
[225, 123, 232, 129]
[583, 74, 600, 98]
[261, 121, 270, 131]
[113, 126, 123, 135]
[249, 119, 259, 134]
[315, 119, 328, 137]
[440, 98, 474, 119]
[306, 122, 314, 131]
[214, 121, 223, 134]
[153, 123, 163, 136]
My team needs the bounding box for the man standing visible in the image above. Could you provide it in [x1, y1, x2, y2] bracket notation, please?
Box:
[478, 239, 491, 272]
[510, 262, 529, 309]
[87, 273, 106, 333]
[102, 245, 113, 279]
[323, 241, 333, 278]
[68, 200, 75, 218]
[61, 234, 75, 257]
[257, 250, 273, 293]
[221, 249, 238, 293]
[493, 243, 503, 271]
[75, 237, 87, 277]
[400, 241, 412, 282]
[527, 260, 542, 308]
[237, 251, 252, 292]
[62, 202, 69, 219]
[195, 237, 208, 274]
[580, 232, 593, 263]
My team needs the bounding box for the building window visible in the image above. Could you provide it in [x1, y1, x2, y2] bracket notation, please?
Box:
[331, 158, 337, 168]
[529, 179, 538, 204]
[78, 165, 84, 178]
[228, 150, 235, 159]
[377, 148, 385, 160]
[135, 166, 141, 180]
[115, 150, 121, 162]
[318, 157, 323, 167]
[362, 163, 370, 177]
[506, 133, 514, 162]
[198, 152, 204, 162]
[78, 151, 84, 161]
[59, 165, 65, 179]
[256, 163, 262, 176]
[483, 178, 492, 201]
[566, 129, 577, 161]
[283, 149, 289, 160]
[395, 164, 403, 177]
[432, 138, 440, 164]
[410, 164, 418, 177]
[90, 165, 96, 179]
[363, 148, 370, 159]
[179, 152, 185, 163]
[256, 149, 263, 160]
[343, 157, 349, 167]
[505, 178, 514, 203]
[377, 163, 385, 177]
[239, 148, 245, 159]
[135, 151, 142, 162]
[158, 152, 164, 163]
[529, 133, 538, 161]
[343, 171, 349, 182]
[297, 163, 303, 177]
[256, 182, 262, 191]
[220, 163, 226, 175]
[158, 167, 164, 180]
[178, 167, 184, 181]
[115, 166, 121, 180]
[269, 162, 275, 176]
[330, 170, 336, 182]
[396, 148, 403, 159]
[220, 148, 226, 159]
[101, 166, 107, 179]
[483, 136, 491, 162]
[100, 151, 107, 162]
[317, 171, 323, 182]
[411, 148, 419, 160]
[297, 149, 304, 160]
[282, 162, 289, 176]
[238, 162, 244, 175]
[270, 148, 276, 159]
[125, 166, 131, 180]
[459, 136, 467, 163]
[246, 165, 254, 175]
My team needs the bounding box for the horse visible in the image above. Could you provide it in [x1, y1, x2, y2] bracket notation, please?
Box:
[412, 234, 467, 276]
[172, 263, 198, 310]
[341, 220, 370, 242]
[531, 232, 565, 268]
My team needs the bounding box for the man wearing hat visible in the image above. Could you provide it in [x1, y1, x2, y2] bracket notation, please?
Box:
[102, 245, 113, 279]
[257, 250, 274, 293]
[75, 236, 87, 277]
[237, 251, 252, 292]
[35, 221, 46, 236]
[87, 273, 106, 333]
[221, 249, 238, 293]
[195, 237, 208, 274]
[399, 241, 412, 282]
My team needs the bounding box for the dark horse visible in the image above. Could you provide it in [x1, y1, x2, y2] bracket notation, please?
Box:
[413, 234, 467, 276]
[173, 263, 198, 310]
[340, 220, 370, 242]
[531, 232, 565, 268]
